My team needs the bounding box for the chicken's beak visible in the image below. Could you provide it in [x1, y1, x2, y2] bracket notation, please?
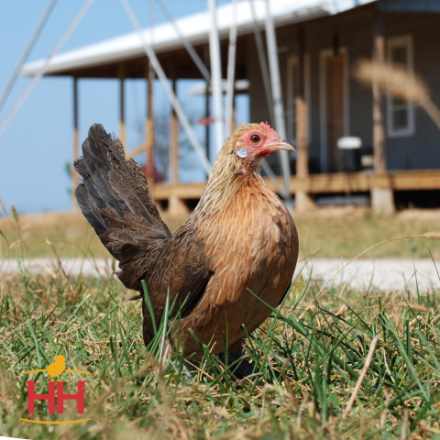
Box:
[268, 140, 295, 153]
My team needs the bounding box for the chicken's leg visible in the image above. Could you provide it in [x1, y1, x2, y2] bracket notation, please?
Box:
[218, 338, 254, 379]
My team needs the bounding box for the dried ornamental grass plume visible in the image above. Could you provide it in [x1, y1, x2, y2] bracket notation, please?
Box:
[353, 58, 440, 130]
[11, 205, 19, 223]
[354, 58, 428, 105]
[423, 232, 440, 240]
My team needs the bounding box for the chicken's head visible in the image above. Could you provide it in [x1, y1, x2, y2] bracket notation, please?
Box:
[232, 122, 294, 166]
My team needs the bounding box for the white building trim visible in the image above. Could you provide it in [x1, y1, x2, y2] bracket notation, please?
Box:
[386, 34, 415, 138]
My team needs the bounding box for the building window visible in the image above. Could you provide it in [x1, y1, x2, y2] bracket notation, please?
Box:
[386, 35, 415, 137]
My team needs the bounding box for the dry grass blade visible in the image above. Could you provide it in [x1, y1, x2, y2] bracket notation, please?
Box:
[401, 409, 409, 440]
[424, 231, 440, 240]
[3, 209, 440, 439]
[382, 348, 395, 384]
[342, 336, 379, 417]
[353, 58, 440, 130]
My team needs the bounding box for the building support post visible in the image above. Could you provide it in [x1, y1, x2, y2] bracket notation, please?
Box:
[168, 76, 188, 216]
[145, 60, 155, 185]
[264, 0, 293, 209]
[72, 76, 79, 210]
[295, 27, 315, 212]
[208, 0, 224, 153]
[232, 98, 237, 132]
[372, 10, 394, 215]
[118, 64, 126, 148]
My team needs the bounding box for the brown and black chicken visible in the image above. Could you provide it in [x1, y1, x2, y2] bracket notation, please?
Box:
[74, 122, 299, 370]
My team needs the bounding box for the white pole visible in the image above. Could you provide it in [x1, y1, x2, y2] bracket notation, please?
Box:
[225, 0, 238, 138]
[261, 160, 285, 195]
[249, 0, 274, 124]
[264, 0, 292, 202]
[0, 0, 58, 114]
[157, 0, 211, 84]
[0, 0, 95, 139]
[248, 0, 287, 199]
[121, 0, 211, 175]
[208, 0, 224, 153]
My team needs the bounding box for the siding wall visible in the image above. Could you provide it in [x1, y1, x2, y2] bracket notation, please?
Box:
[247, 10, 440, 172]
[385, 13, 440, 170]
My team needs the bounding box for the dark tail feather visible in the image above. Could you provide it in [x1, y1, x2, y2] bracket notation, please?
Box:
[74, 184, 108, 235]
[74, 124, 171, 290]
[74, 124, 170, 237]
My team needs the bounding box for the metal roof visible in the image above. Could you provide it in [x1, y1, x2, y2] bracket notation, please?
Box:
[378, 0, 440, 11]
[21, 0, 375, 77]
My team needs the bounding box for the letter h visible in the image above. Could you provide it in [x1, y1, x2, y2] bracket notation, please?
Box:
[27, 381, 55, 414]
[57, 381, 85, 414]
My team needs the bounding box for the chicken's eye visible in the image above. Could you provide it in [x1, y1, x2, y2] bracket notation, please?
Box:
[250, 134, 261, 144]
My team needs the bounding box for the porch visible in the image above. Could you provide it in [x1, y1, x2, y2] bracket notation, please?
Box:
[19, 0, 440, 215]
[152, 169, 440, 213]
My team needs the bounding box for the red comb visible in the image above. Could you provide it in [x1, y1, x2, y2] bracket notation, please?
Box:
[260, 121, 278, 137]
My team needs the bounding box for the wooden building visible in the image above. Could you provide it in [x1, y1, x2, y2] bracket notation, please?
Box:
[21, 0, 440, 214]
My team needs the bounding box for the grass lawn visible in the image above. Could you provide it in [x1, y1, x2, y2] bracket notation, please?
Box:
[2, 207, 440, 439]
[2, 206, 440, 260]
[1, 257, 440, 439]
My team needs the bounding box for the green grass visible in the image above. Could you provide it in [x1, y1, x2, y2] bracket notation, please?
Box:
[0, 210, 188, 260]
[296, 208, 440, 259]
[2, 207, 440, 259]
[2, 207, 440, 438]
[2, 253, 440, 439]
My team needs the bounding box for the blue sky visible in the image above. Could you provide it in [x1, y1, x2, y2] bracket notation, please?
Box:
[0, 0, 249, 213]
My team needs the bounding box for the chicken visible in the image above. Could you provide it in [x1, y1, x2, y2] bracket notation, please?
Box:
[46, 355, 66, 381]
[74, 122, 299, 360]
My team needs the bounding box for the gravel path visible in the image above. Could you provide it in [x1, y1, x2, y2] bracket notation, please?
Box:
[300, 258, 440, 291]
[1, 258, 439, 291]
